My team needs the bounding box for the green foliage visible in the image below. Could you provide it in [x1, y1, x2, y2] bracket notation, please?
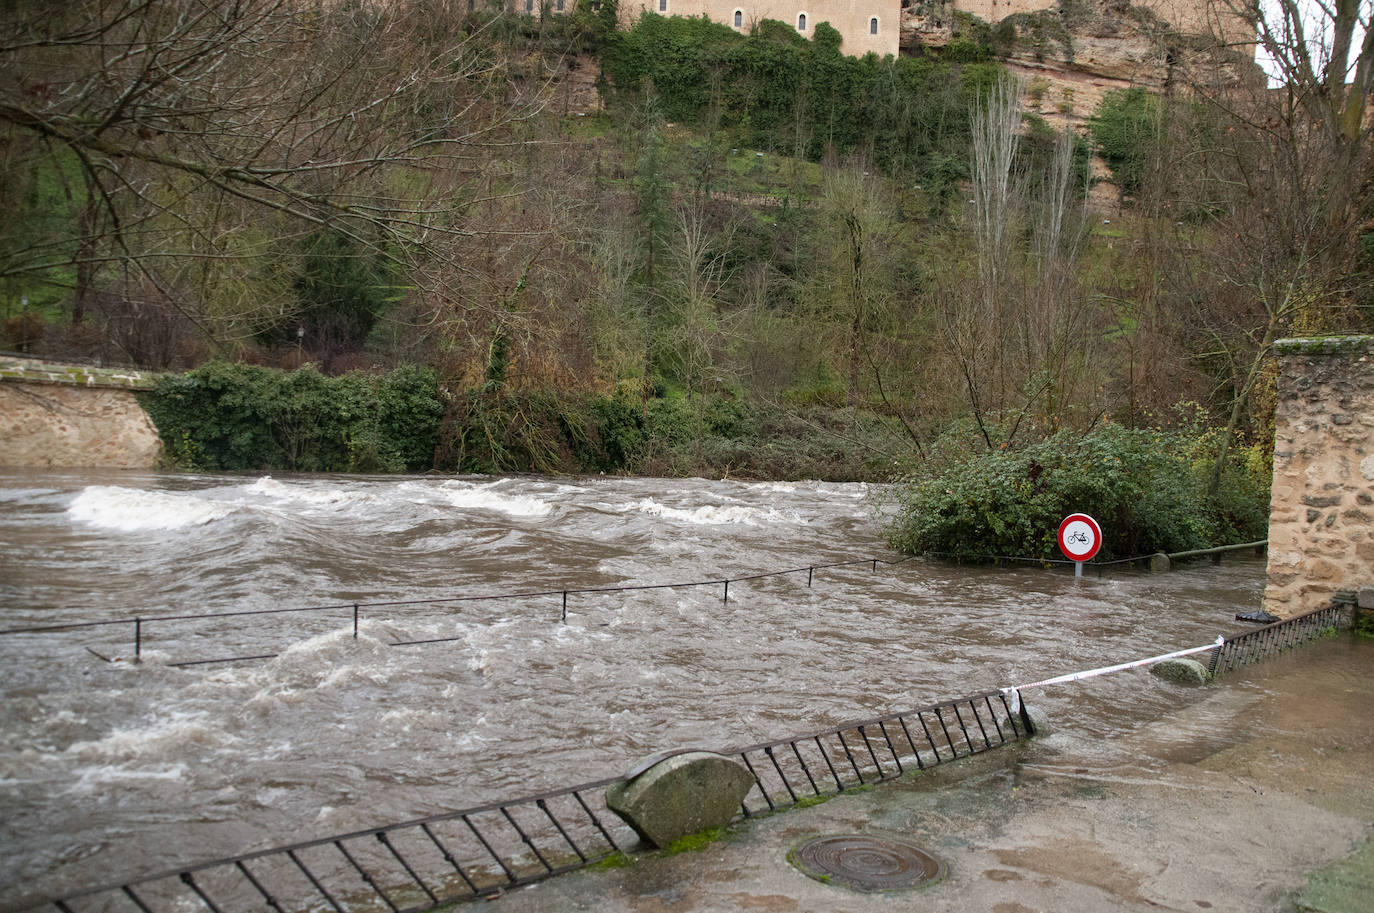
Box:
[286, 230, 399, 350]
[0, 145, 85, 319]
[887, 423, 1271, 561]
[600, 13, 999, 179]
[1088, 87, 1160, 196]
[143, 362, 442, 472]
[438, 389, 633, 474]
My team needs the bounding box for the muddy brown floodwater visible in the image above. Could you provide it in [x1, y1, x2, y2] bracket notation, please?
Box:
[0, 471, 1280, 909]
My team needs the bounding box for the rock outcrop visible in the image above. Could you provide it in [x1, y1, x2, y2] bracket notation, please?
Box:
[902, 0, 1259, 133]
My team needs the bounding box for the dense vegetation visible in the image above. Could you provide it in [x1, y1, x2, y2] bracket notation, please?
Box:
[143, 363, 444, 473]
[887, 419, 1271, 560]
[5, 0, 1372, 556]
[143, 361, 913, 479]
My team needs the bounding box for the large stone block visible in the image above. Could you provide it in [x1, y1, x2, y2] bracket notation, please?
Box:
[1150, 658, 1208, 685]
[605, 751, 755, 849]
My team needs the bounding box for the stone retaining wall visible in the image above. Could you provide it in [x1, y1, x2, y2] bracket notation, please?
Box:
[0, 356, 163, 469]
[1263, 336, 1374, 617]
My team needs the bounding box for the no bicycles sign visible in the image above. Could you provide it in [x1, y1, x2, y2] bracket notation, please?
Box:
[1058, 513, 1102, 565]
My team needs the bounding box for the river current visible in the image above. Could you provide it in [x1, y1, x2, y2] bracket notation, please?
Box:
[0, 471, 1268, 909]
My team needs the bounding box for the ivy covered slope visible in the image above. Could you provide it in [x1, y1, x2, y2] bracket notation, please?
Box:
[142, 363, 444, 473]
[142, 362, 916, 480]
[886, 422, 1271, 561]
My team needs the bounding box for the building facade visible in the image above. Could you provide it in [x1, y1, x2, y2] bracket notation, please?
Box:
[618, 0, 901, 57]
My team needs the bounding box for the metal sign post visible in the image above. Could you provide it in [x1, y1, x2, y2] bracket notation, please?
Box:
[1057, 513, 1102, 578]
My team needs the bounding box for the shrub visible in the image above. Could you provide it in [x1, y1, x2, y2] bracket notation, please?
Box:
[887, 423, 1270, 560]
[1088, 87, 1160, 196]
[143, 361, 443, 472]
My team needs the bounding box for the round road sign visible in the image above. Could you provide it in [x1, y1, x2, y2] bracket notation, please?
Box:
[1057, 513, 1102, 562]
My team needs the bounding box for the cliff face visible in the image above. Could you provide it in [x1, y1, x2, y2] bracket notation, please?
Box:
[902, 0, 1257, 133]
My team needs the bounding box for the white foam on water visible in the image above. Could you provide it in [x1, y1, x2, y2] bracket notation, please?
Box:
[67, 762, 190, 794]
[627, 498, 805, 526]
[243, 477, 377, 508]
[66, 711, 237, 766]
[437, 481, 553, 517]
[244, 626, 401, 705]
[68, 486, 238, 531]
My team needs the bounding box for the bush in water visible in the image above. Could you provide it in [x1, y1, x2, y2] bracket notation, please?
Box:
[144, 361, 443, 472]
[886, 423, 1271, 561]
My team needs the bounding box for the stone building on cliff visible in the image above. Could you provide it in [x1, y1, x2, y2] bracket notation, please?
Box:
[617, 0, 901, 57]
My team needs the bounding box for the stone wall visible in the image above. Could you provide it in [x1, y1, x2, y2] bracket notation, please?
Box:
[0, 357, 163, 469]
[1263, 336, 1374, 618]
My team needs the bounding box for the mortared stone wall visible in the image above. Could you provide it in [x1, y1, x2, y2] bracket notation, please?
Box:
[1263, 336, 1374, 617]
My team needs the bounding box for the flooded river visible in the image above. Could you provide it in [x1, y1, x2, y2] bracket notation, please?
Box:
[0, 471, 1271, 909]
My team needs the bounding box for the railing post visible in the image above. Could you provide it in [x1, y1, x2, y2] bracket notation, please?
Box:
[561, 591, 568, 624]
[134, 617, 142, 663]
[353, 604, 359, 639]
[723, 580, 729, 604]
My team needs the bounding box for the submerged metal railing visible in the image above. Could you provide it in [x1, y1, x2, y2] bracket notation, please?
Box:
[16, 691, 1026, 913]
[18, 604, 1344, 913]
[1206, 602, 1342, 677]
[0, 541, 1272, 669]
[0, 554, 919, 667]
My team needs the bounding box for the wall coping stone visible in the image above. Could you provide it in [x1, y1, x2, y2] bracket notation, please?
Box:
[1273, 335, 1374, 358]
[0, 355, 160, 391]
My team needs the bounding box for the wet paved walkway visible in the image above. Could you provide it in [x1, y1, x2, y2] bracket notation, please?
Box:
[488, 638, 1374, 913]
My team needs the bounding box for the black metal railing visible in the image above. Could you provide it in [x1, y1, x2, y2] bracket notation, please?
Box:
[0, 555, 920, 667]
[0, 539, 1271, 669]
[17, 690, 1026, 913]
[1206, 602, 1342, 677]
[732, 690, 1024, 816]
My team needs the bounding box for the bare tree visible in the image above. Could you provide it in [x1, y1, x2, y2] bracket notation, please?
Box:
[816, 160, 894, 408]
[1170, 0, 1374, 494]
[946, 72, 1023, 448]
[0, 0, 558, 356]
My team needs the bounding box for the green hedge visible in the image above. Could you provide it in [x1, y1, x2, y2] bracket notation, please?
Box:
[886, 424, 1270, 561]
[143, 362, 443, 472]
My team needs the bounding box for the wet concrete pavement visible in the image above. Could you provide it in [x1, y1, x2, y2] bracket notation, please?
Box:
[486, 638, 1374, 913]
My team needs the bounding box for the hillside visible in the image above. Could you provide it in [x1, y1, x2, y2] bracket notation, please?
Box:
[0, 0, 1368, 486]
[902, 0, 1263, 134]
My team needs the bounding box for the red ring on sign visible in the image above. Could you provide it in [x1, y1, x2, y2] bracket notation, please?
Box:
[1057, 513, 1102, 562]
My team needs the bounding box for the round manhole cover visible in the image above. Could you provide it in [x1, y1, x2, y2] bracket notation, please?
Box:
[789, 835, 946, 893]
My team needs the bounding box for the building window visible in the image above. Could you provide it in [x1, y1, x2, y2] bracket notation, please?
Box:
[797, 12, 806, 30]
[870, 16, 878, 34]
[525, 0, 533, 12]
[556, 0, 564, 8]
[733, 8, 742, 26]
[467, 0, 474, 9]
[659, 0, 666, 10]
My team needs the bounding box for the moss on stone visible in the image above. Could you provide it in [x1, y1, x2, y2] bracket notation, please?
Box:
[584, 851, 633, 871]
[1274, 336, 1374, 357]
[661, 827, 728, 855]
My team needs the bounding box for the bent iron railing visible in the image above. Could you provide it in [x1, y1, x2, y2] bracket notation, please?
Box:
[19, 604, 1342, 913]
[1205, 602, 1342, 676]
[17, 691, 1025, 913]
